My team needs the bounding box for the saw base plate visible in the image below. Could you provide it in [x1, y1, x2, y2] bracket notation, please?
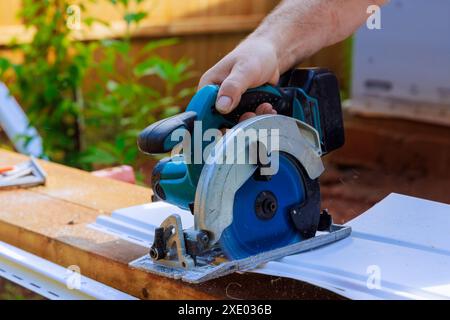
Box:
[129, 224, 351, 284]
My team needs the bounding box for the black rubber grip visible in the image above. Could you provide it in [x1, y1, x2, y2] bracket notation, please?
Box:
[138, 111, 197, 154]
[223, 89, 293, 123]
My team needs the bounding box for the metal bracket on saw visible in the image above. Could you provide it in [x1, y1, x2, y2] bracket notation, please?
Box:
[129, 223, 352, 284]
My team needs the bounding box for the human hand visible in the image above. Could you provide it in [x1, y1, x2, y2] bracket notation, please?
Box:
[198, 37, 280, 121]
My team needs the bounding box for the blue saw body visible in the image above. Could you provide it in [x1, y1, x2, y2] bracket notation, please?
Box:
[143, 84, 323, 211]
[138, 68, 345, 260]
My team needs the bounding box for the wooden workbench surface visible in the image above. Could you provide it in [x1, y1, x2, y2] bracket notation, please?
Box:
[0, 149, 339, 300]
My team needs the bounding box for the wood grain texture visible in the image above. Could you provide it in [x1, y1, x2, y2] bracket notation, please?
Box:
[0, 149, 341, 299]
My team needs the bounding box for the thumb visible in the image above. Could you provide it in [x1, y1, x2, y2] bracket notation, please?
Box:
[216, 64, 253, 114]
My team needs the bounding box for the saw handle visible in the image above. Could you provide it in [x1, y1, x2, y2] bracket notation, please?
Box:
[137, 85, 290, 155]
[222, 86, 293, 123]
[138, 111, 197, 154]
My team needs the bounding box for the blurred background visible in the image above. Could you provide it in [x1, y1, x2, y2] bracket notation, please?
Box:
[0, 0, 449, 298]
[0, 0, 349, 172]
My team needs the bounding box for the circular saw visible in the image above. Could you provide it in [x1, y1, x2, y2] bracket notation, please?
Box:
[136, 68, 352, 283]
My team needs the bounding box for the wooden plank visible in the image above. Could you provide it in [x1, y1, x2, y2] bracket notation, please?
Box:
[0, 149, 340, 299]
[0, 150, 215, 299]
[0, 150, 150, 213]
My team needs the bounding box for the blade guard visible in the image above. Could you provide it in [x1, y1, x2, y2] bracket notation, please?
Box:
[194, 115, 324, 243]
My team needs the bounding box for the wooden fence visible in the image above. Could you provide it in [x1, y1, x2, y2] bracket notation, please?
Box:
[0, 0, 349, 94]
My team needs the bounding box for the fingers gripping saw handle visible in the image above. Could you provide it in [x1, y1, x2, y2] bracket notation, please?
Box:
[222, 85, 294, 123]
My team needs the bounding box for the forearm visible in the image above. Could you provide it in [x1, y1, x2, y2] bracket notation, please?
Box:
[249, 0, 388, 73]
[199, 0, 388, 113]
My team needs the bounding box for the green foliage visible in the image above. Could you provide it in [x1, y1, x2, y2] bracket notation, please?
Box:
[0, 57, 11, 78]
[79, 1, 195, 168]
[1, 0, 194, 171]
[2, 0, 94, 165]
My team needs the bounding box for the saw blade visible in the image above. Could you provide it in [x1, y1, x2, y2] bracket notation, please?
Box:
[218, 152, 306, 260]
[194, 115, 325, 256]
